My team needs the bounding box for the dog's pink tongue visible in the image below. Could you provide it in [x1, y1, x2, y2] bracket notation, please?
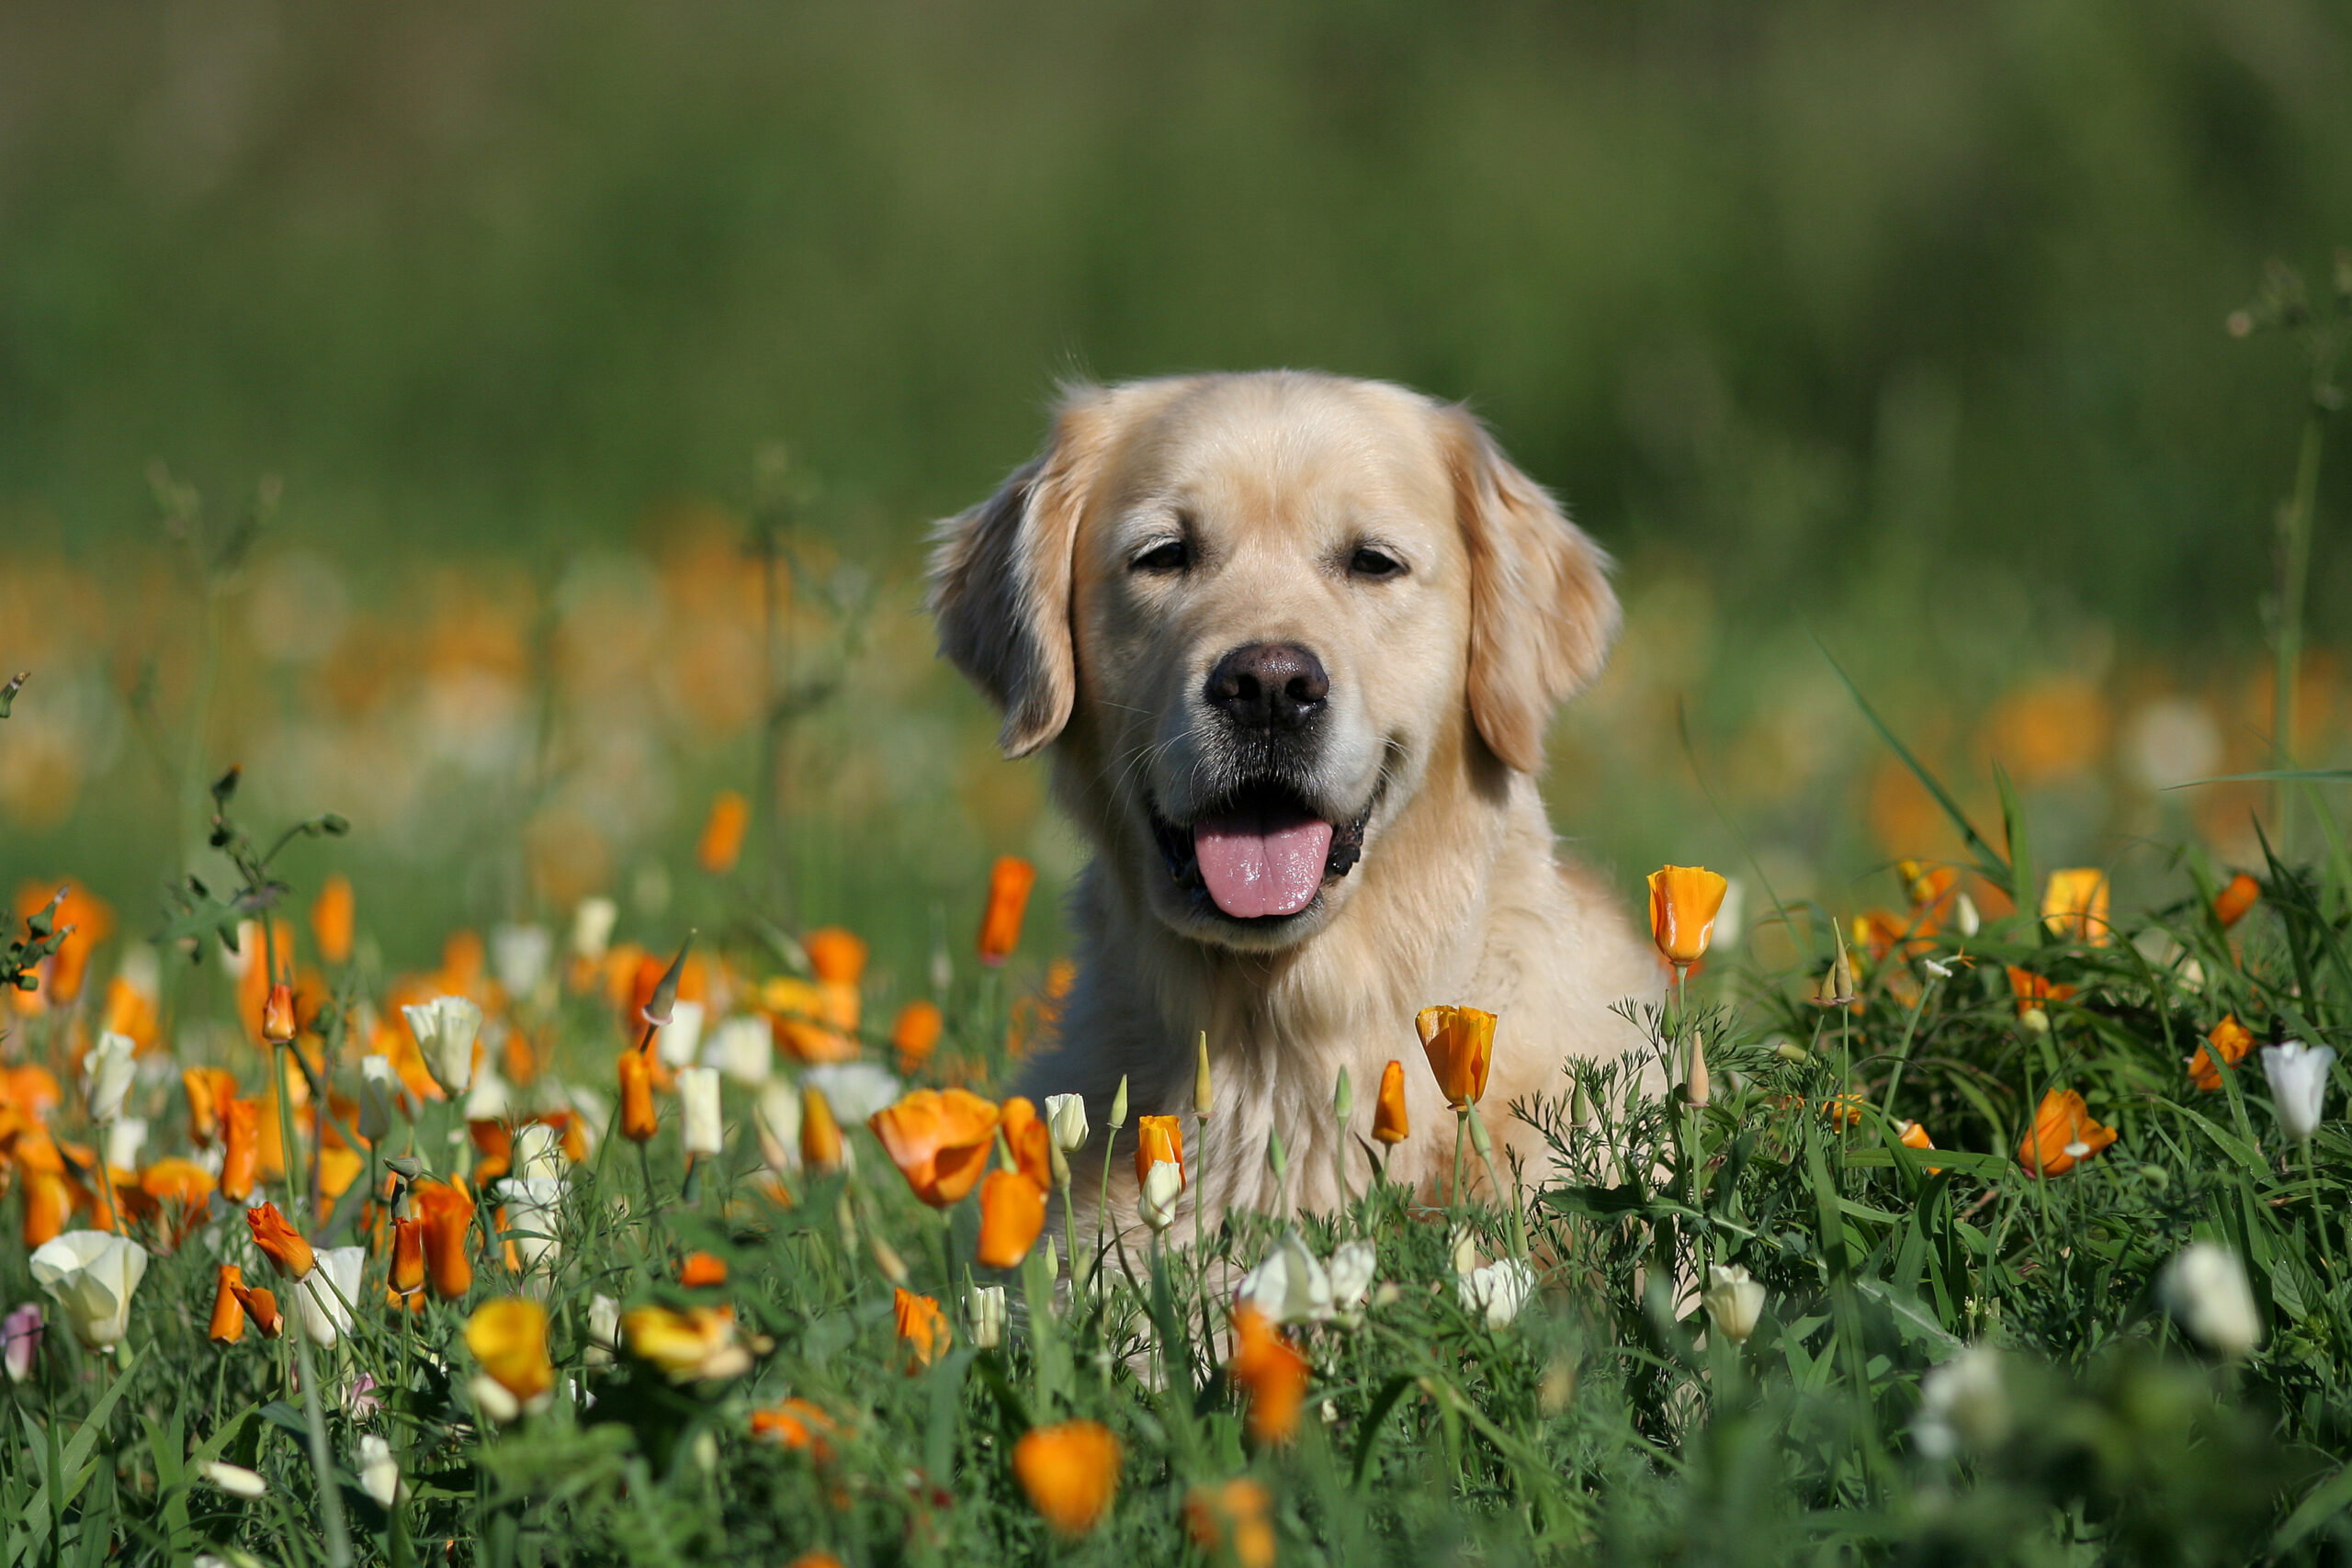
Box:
[1193, 809, 1334, 919]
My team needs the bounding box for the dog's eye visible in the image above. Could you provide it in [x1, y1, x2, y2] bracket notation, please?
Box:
[1349, 546, 1405, 581]
[1132, 539, 1191, 574]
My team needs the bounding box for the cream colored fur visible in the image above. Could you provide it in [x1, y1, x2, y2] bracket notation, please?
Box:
[929, 371, 1659, 1235]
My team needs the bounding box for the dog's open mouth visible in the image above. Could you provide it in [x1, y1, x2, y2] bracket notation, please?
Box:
[1151, 779, 1372, 920]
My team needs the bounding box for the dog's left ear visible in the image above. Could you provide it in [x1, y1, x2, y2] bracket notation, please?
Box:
[1438, 407, 1621, 775]
[927, 387, 1114, 758]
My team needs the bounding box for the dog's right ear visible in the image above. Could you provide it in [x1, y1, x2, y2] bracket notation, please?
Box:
[926, 389, 1111, 759]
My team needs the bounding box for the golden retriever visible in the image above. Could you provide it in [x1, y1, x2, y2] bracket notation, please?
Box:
[929, 371, 1658, 1231]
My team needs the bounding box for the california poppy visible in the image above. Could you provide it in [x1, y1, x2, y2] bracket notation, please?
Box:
[751, 1397, 842, 1464]
[623, 1303, 750, 1382]
[696, 791, 752, 874]
[209, 1264, 246, 1344]
[2212, 873, 2260, 930]
[2188, 1015, 2256, 1092]
[1646, 865, 1729, 968]
[132, 1158, 215, 1250]
[1228, 1304, 1310, 1444]
[2041, 869, 2111, 946]
[892, 1000, 944, 1075]
[679, 1250, 729, 1288]
[1184, 1479, 1276, 1568]
[390, 1218, 427, 1296]
[1000, 1095, 1053, 1189]
[893, 1285, 947, 1368]
[804, 928, 868, 986]
[618, 1048, 659, 1143]
[1012, 1420, 1121, 1536]
[2005, 966, 2076, 1018]
[262, 984, 299, 1046]
[311, 875, 356, 967]
[413, 1181, 476, 1300]
[866, 1089, 1000, 1205]
[466, 1298, 554, 1406]
[1373, 1059, 1409, 1145]
[2018, 1088, 2117, 1177]
[1134, 1114, 1184, 1189]
[801, 1086, 842, 1174]
[1416, 1005, 1497, 1108]
[975, 1169, 1047, 1269]
[183, 1066, 239, 1146]
[21, 1170, 70, 1247]
[216, 1096, 260, 1203]
[231, 1280, 283, 1338]
[977, 857, 1036, 967]
[246, 1202, 315, 1280]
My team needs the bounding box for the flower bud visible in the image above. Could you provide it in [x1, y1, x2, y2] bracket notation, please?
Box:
[1138, 1160, 1183, 1231]
[1045, 1092, 1089, 1153]
[967, 1283, 1007, 1349]
[1701, 1264, 1765, 1344]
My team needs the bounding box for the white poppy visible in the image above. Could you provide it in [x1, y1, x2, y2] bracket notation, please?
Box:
[1701, 1263, 1766, 1345]
[2160, 1242, 2261, 1359]
[570, 897, 618, 962]
[297, 1247, 367, 1347]
[677, 1067, 724, 1157]
[2262, 1041, 2336, 1144]
[84, 1032, 136, 1124]
[491, 923, 553, 998]
[657, 1000, 706, 1071]
[754, 1080, 802, 1171]
[1045, 1093, 1090, 1154]
[30, 1232, 150, 1348]
[1458, 1258, 1535, 1329]
[1235, 1232, 1331, 1325]
[403, 996, 483, 1098]
[1138, 1159, 1184, 1232]
[357, 1434, 401, 1507]
[967, 1283, 1007, 1349]
[584, 1293, 621, 1367]
[1328, 1239, 1378, 1314]
[514, 1122, 566, 1182]
[1915, 1347, 2009, 1459]
[710, 1015, 774, 1084]
[802, 1062, 899, 1124]
[104, 1116, 148, 1172]
[202, 1461, 267, 1498]
[501, 1177, 568, 1270]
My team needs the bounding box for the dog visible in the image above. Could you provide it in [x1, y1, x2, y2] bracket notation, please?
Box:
[928, 371, 1659, 1233]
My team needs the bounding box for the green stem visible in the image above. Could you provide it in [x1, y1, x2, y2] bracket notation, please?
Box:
[290, 1303, 355, 1568]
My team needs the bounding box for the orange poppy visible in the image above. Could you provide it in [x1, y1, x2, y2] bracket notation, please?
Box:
[618, 1048, 659, 1143]
[800, 1086, 842, 1175]
[1646, 865, 1729, 968]
[413, 1181, 477, 1299]
[1012, 1420, 1122, 1536]
[131, 1159, 216, 1250]
[469, 1119, 514, 1185]
[183, 1067, 238, 1146]
[246, 1201, 315, 1280]
[892, 1000, 944, 1075]
[2005, 966, 2076, 1018]
[750, 1397, 843, 1464]
[1416, 1005, 1497, 1108]
[100, 975, 159, 1054]
[975, 1170, 1047, 1269]
[231, 1280, 283, 1337]
[679, 1251, 729, 1288]
[390, 1218, 427, 1296]
[2212, 872, 2260, 930]
[467, 1298, 555, 1405]
[218, 1097, 260, 1202]
[311, 875, 356, 966]
[1000, 1095, 1052, 1189]
[893, 1286, 947, 1369]
[696, 790, 752, 874]
[209, 1264, 247, 1344]
[1373, 1059, 1409, 1145]
[1184, 1478, 1276, 1568]
[804, 928, 868, 986]
[1228, 1305, 1309, 1445]
[2017, 1088, 2117, 1178]
[1895, 1120, 1943, 1174]
[2188, 1015, 2256, 1092]
[977, 857, 1036, 967]
[867, 1089, 1001, 1206]
[1134, 1114, 1184, 1190]
[2040, 869, 2111, 946]
[22, 1170, 70, 1247]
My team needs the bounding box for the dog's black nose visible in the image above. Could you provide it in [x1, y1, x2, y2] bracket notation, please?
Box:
[1204, 643, 1329, 730]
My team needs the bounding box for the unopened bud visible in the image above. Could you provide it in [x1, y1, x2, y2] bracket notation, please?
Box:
[1333, 1066, 1352, 1122]
[1193, 1032, 1213, 1117]
[642, 931, 696, 1027]
[1108, 1074, 1129, 1130]
[262, 984, 298, 1045]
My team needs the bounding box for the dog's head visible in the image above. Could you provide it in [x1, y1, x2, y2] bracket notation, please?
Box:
[930, 372, 1618, 951]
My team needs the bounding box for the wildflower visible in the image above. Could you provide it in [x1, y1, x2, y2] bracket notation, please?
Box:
[82, 1032, 135, 1124]
[2041, 868, 2111, 945]
[751, 1397, 843, 1463]
[893, 1286, 947, 1368]
[657, 999, 707, 1070]
[230, 1279, 282, 1338]
[861, 1091, 990, 1210]
[297, 1247, 366, 1346]
[967, 1282, 1007, 1349]
[466, 1298, 555, 1416]
[1135, 1113, 1185, 1187]
[571, 897, 618, 963]
[182, 1066, 236, 1145]
[3, 1303, 42, 1382]
[1185, 1478, 1277, 1568]
[1236, 1231, 1333, 1325]
[805, 926, 868, 987]
[246, 1202, 316, 1280]
[892, 999, 944, 1075]
[1896, 1121, 1942, 1173]
[1914, 1348, 2009, 1460]
[1824, 1092, 1866, 1129]
[2261, 1041, 2336, 1143]
[1139, 1160, 1184, 1232]
[1646, 865, 1729, 968]
[1229, 1305, 1310, 1442]
[1045, 1092, 1089, 1153]
[390, 1219, 426, 1296]
[1458, 1258, 1536, 1330]
[29, 1231, 149, 1348]
[675, 1250, 729, 1289]
[976, 1170, 1047, 1269]
[978, 857, 1036, 966]
[617, 1047, 659, 1143]
[1702, 1264, 1766, 1344]
[501, 1177, 566, 1271]
[358, 1434, 401, 1508]
[2212, 872, 2260, 929]
[696, 790, 751, 874]
[404, 996, 485, 1098]
[1329, 1239, 1377, 1314]
[2018, 1088, 2117, 1177]
[1012, 1419, 1122, 1535]
[1415, 1005, 1497, 1108]
[203, 1462, 267, 1499]
[413, 1181, 477, 1300]
[2160, 1242, 2261, 1359]
[133, 1158, 216, 1251]
[261, 983, 299, 1047]
[1001, 1095, 1053, 1187]
[307, 877, 354, 971]
[1373, 1059, 1409, 1145]
[677, 1066, 724, 1157]
[625, 1303, 752, 1382]
[2005, 966, 2075, 1021]
[2188, 1015, 2256, 1091]
[712, 1015, 774, 1084]
[801, 1085, 843, 1173]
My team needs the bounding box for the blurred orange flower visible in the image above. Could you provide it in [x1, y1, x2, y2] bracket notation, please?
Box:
[978, 857, 1035, 967]
[975, 1169, 1047, 1269]
[2188, 1015, 2255, 1092]
[1185, 1478, 1276, 1568]
[130, 1159, 215, 1250]
[805, 927, 868, 986]
[894, 1285, 947, 1368]
[1000, 1095, 1052, 1188]
[679, 1250, 729, 1288]
[801, 1086, 842, 1174]
[2212, 873, 2260, 929]
[1416, 1005, 1497, 1109]
[413, 1181, 477, 1299]
[2018, 1088, 2116, 1178]
[618, 1048, 659, 1143]
[892, 999, 944, 1075]
[867, 1089, 1000, 1206]
[2040, 869, 2111, 946]
[390, 1218, 427, 1296]
[2005, 966, 2075, 1018]
[12, 880, 113, 1007]
[311, 875, 356, 966]
[100, 975, 159, 1054]
[209, 1264, 247, 1344]
[1229, 1304, 1309, 1444]
[1012, 1420, 1121, 1536]
[183, 1067, 238, 1145]
[697, 790, 752, 874]
[751, 1397, 843, 1464]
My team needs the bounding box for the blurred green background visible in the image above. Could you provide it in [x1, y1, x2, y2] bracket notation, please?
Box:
[3, 0, 2349, 984]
